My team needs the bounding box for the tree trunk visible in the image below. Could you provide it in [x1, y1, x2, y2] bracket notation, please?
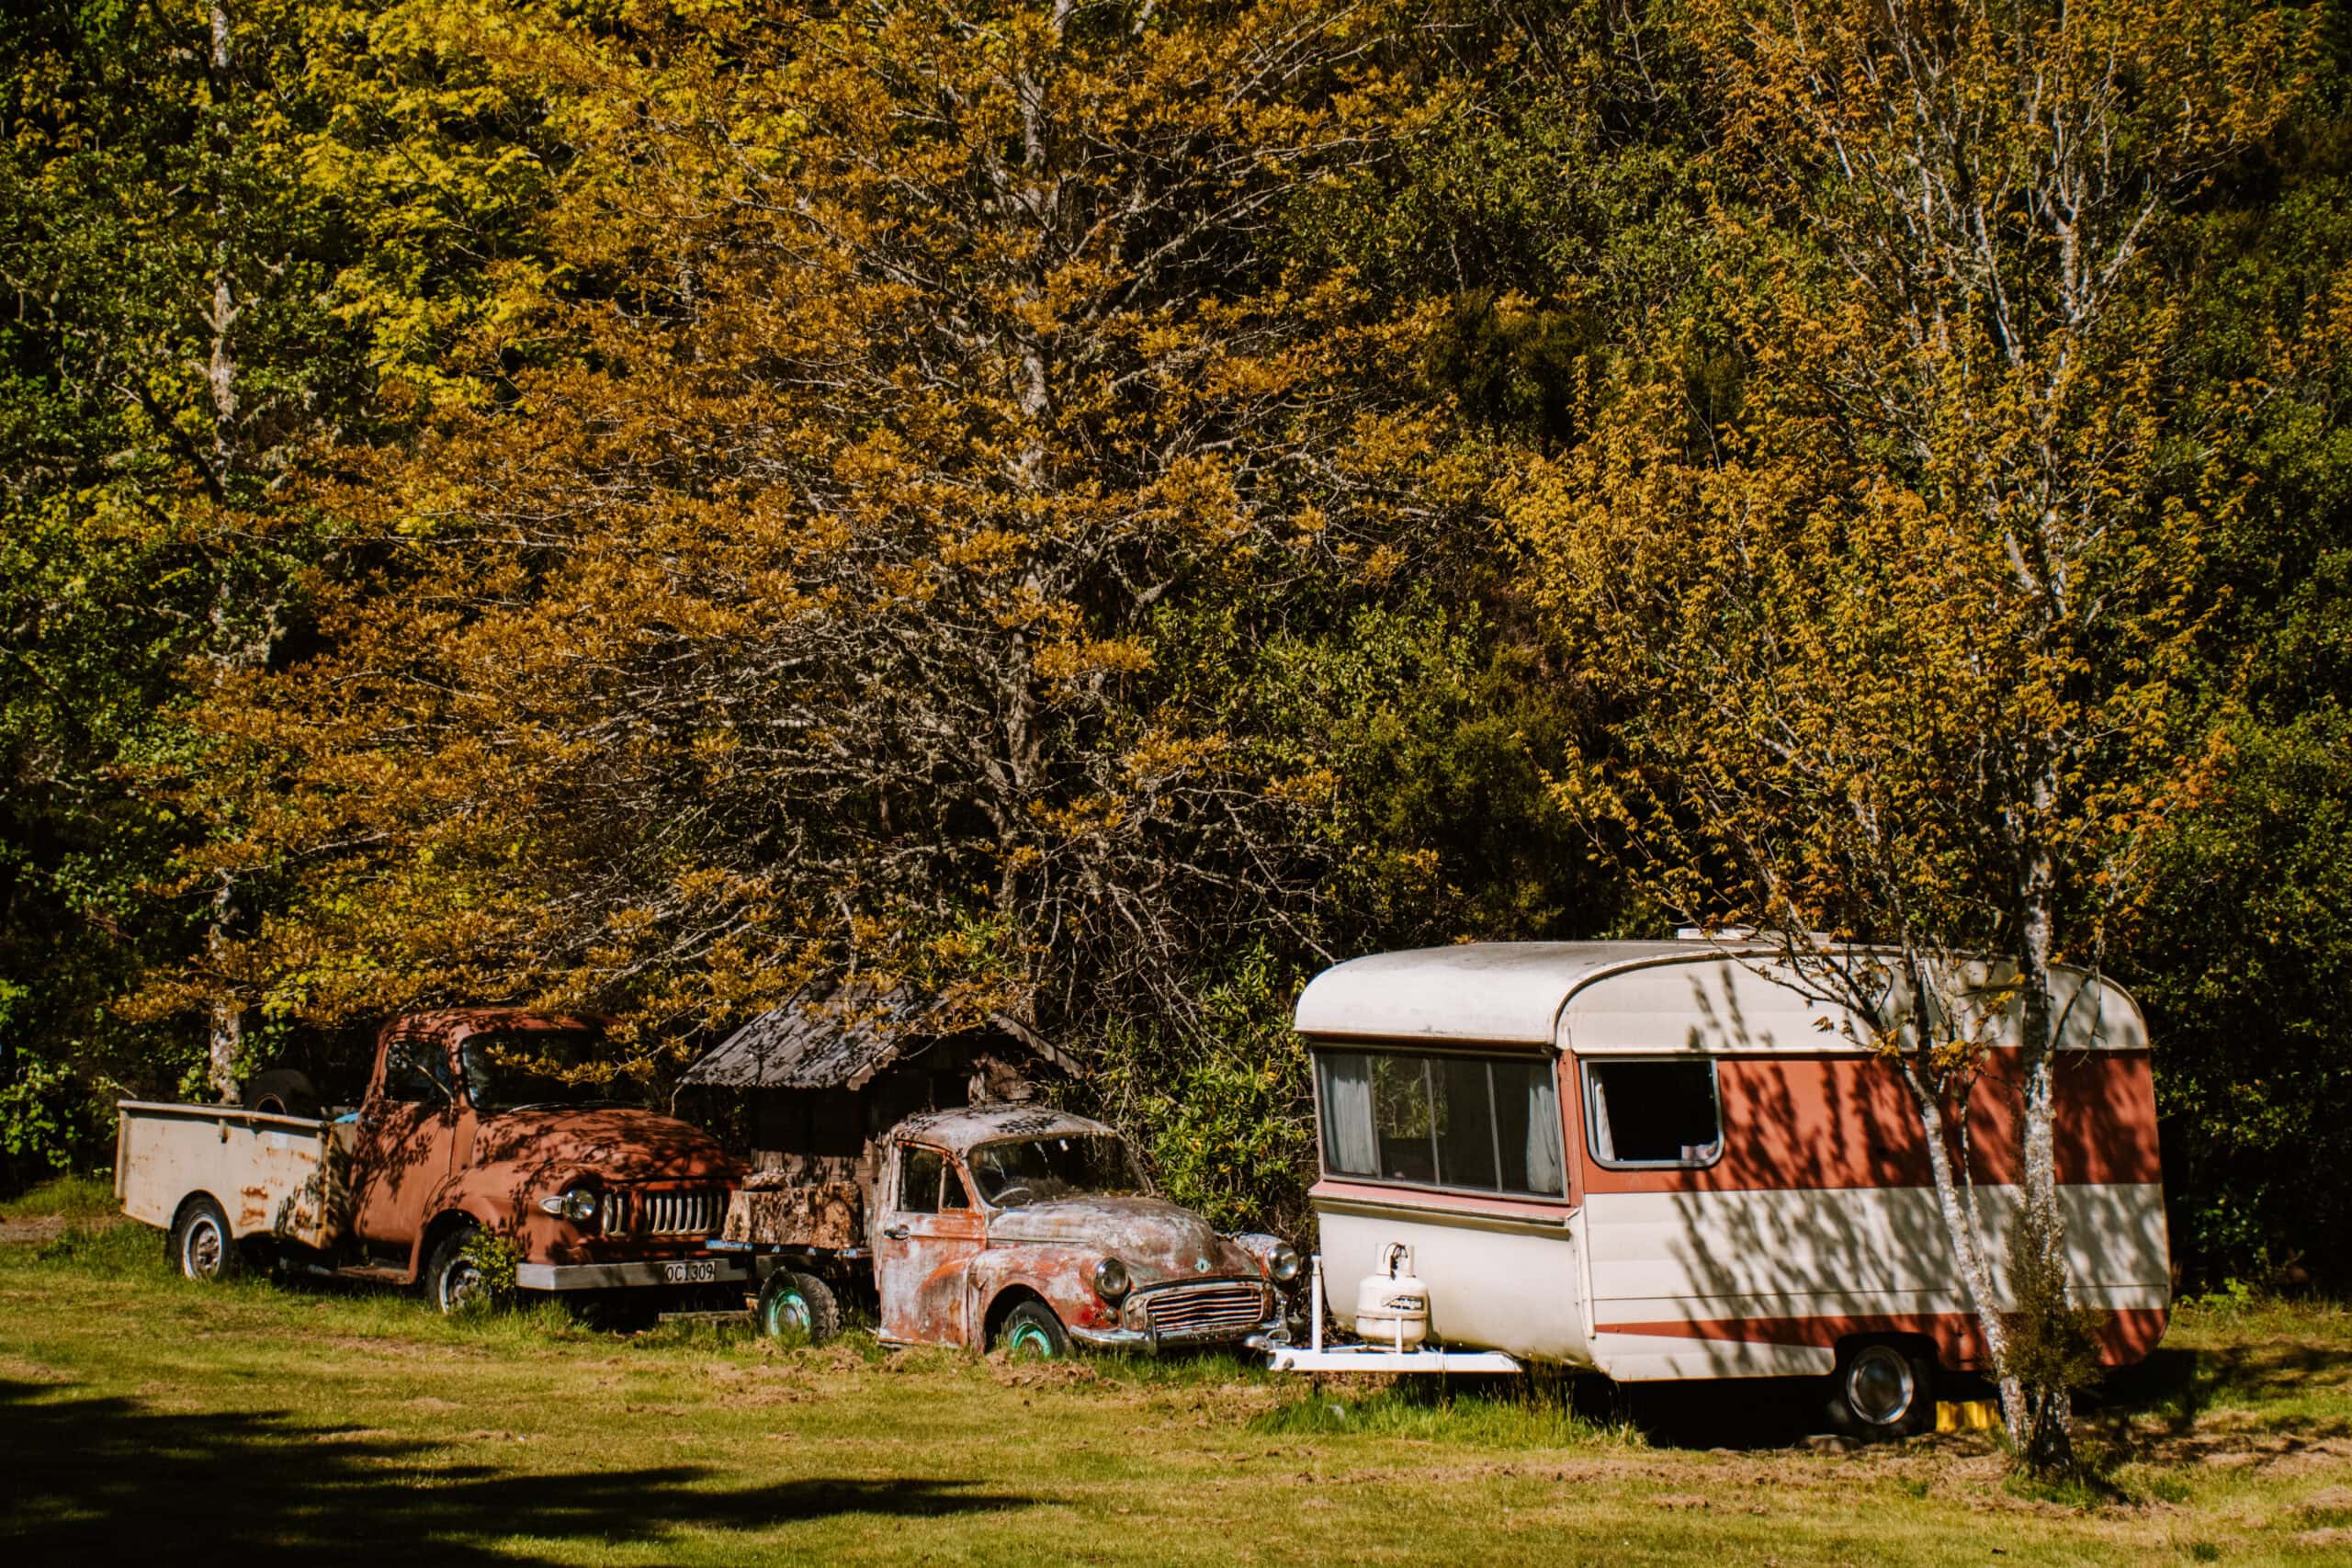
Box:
[2008, 800, 2076, 1474]
[202, 0, 243, 1102]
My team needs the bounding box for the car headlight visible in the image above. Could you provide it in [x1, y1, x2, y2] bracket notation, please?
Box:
[537, 1180, 601, 1226]
[1267, 1242, 1301, 1284]
[1092, 1256, 1131, 1303]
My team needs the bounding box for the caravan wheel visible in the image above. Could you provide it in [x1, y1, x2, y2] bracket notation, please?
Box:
[1833, 1343, 1933, 1436]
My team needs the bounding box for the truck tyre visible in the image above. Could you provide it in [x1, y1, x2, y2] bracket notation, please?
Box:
[171, 1196, 243, 1282]
[995, 1298, 1069, 1360]
[243, 1068, 320, 1119]
[757, 1269, 842, 1345]
[1830, 1343, 1934, 1438]
[424, 1228, 490, 1314]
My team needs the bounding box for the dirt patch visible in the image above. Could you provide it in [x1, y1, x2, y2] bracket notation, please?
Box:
[0, 1218, 69, 1245]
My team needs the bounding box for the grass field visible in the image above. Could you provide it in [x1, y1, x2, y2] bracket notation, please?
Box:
[4, 1177, 2349, 1566]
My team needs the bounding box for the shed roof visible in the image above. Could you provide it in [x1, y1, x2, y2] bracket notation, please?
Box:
[678, 987, 1073, 1091]
[1293, 941, 2148, 1055]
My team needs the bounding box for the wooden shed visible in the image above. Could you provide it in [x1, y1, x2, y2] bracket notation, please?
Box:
[676, 987, 1074, 1170]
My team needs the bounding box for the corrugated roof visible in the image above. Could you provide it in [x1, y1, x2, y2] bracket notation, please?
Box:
[679, 987, 1074, 1090]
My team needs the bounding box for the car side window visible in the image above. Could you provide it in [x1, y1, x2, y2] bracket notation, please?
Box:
[897, 1145, 944, 1214]
[939, 1160, 970, 1211]
[380, 1037, 450, 1104]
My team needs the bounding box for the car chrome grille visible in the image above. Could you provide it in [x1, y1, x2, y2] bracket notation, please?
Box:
[632, 1187, 722, 1238]
[1143, 1280, 1266, 1341]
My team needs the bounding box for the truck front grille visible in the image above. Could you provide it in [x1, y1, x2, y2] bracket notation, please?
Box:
[631, 1187, 723, 1239]
[1143, 1280, 1266, 1341]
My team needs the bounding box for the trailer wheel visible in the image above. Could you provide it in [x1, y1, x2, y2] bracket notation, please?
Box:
[1831, 1343, 1934, 1437]
[424, 1228, 489, 1314]
[171, 1196, 242, 1282]
[757, 1269, 841, 1345]
[995, 1299, 1069, 1360]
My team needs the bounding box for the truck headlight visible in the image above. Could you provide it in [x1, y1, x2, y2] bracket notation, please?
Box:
[1092, 1256, 1131, 1303]
[1267, 1242, 1301, 1284]
[537, 1181, 601, 1225]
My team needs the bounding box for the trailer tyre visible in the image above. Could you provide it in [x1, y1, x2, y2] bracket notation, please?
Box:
[424, 1228, 491, 1314]
[171, 1196, 242, 1282]
[757, 1269, 841, 1345]
[1831, 1343, 1934, 1437]
[995, 1299, 1069, 1360]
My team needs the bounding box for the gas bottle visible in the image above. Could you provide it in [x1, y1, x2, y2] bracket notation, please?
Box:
[1354, 1244, 1429, 1351]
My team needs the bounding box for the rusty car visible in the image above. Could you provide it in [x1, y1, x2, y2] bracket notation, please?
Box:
[117, 1009, 746, 1311]
[721, 1102, 1300, 1357]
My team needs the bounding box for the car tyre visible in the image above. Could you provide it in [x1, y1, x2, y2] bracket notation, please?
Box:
[171, 1195, 243, 1282]
[424, 1228, 490, 1314]
[995, 1299, 1069, 1360]
[757, 1269, 842, 1345]
[242, 1068, 321, 1119]
[1830, 1342, 1934, 1438]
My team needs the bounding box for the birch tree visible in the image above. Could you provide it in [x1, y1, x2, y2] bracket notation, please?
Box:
[1510, 0, 2304, 1472]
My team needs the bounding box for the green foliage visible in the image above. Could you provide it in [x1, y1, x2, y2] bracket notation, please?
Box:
[1091, 949, 1315, 1235]
[457, 1227, 523, 1305]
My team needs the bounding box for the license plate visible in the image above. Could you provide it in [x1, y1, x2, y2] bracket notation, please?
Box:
[663, 1260, 717, 1284]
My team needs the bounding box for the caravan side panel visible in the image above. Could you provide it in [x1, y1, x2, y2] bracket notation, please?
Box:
[1576, 1051, 2169, 1382]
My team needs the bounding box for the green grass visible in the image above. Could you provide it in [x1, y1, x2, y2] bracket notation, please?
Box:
[0, 1172, 119, 1223]
[5, 1225, 2351, 1565]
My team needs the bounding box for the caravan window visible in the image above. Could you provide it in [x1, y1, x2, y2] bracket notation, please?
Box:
[1584, 1059, 1723, 1168]
[1315, 1049, 1566, 1198]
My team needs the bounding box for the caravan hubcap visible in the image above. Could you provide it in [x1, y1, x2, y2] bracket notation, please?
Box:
[1845, 1346, 1915, 1426]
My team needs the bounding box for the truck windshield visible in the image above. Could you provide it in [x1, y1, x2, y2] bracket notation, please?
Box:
[967, 1134, 1146, 1207]
[459, 1030, 619, 1114]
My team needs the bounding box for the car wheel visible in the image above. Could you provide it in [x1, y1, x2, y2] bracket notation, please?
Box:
[996, 1299, 1069, 1360]
[757, 1269, 842, 1345]
[171, 1196, 242, 1282]
[1832, 1343, 1933, 1436]
[424, 1229, 489, 1314]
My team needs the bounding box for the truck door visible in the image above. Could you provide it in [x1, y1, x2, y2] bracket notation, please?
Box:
[875, 1142, 986, 1346]
[351, 1030, 464, 1254]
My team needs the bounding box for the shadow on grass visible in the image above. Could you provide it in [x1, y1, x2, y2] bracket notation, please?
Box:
[0, 1380, 1035, 1564]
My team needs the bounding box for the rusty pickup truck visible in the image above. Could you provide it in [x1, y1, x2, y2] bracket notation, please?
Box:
[724, 1103, 1299, 1357]
[117, 1010, 745, 1310]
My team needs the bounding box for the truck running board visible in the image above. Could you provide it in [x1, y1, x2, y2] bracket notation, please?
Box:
[329, 1264, 413, 1284]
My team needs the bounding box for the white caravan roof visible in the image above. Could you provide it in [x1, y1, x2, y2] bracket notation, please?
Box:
[1292, 941, 2147, 1056]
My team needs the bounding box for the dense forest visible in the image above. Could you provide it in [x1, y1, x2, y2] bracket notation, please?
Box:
[3, 0, 2346, 1291]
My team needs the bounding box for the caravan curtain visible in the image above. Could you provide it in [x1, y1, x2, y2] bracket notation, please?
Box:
[1317, 1051, 1379, 1177]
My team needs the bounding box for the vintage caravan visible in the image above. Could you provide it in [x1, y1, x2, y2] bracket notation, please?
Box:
[1288, 941, 2169, 1428]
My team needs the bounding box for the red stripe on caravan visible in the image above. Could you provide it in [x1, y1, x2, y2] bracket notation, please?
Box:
[1577, 1050, 2161, 1194]
[1592, 1307, 2168, 1371]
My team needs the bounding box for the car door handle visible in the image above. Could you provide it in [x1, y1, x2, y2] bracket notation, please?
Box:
[882, 1224, 910, 1240]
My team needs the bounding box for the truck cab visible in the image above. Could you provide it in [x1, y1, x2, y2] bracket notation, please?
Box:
[350, 1010, 744, 1304]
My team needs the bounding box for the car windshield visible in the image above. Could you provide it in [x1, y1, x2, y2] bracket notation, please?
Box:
[459, 1029, 618, 1114]
[967, 1134, 1147, 1207]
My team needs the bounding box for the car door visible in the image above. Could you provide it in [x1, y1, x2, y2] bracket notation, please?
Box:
[875, 1141, 987, 1346]
[351, 1029, 464, 1253]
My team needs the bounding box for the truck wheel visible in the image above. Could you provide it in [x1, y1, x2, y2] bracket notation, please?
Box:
[1830, 1343, 1934, 1437]
[243, 1068, 320, 1119]
[171, 1196, 243, 1282]
[424, 1229, 490, 1314]
[995, 1299, 1069, 1360]
[757, 1269, 841, 1345]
